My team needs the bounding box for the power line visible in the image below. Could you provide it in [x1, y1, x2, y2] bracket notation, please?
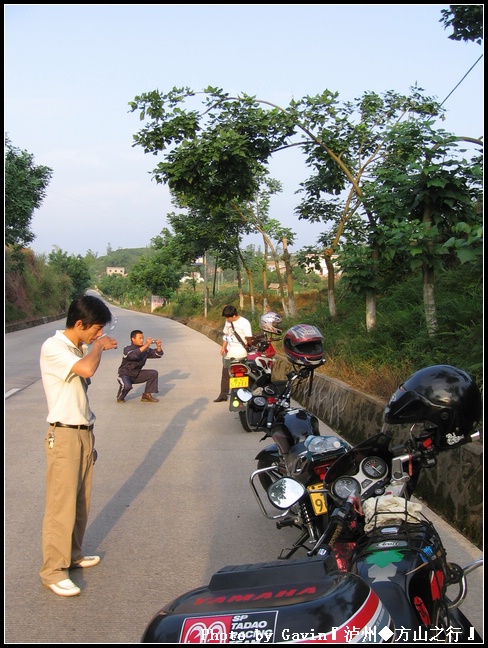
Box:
[439, 54, 483, 107]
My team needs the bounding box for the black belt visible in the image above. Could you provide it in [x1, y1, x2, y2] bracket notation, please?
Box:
[50, 422, 94, 431]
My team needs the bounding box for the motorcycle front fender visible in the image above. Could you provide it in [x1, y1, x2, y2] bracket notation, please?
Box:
[255, 444, 280, 462]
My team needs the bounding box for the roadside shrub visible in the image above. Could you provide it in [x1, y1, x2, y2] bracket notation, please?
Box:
[172, 288, 204, 317]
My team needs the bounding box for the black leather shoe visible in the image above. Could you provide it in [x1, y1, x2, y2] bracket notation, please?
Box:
[213, 396, 228, 402]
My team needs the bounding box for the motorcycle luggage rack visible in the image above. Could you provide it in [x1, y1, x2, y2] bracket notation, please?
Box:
[350, 514, 480, 619]
[352, 512, 449, 583]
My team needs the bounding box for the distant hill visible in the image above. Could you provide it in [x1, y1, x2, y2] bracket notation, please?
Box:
[85, 247, 156, 278]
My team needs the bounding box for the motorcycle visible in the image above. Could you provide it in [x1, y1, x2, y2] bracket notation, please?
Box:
[229, 312, 284, 433]
[244, 324, 351, 558]
[262, 426, 483, 642]
[249, 364, 351, 559]
[232, 323, 328, 435]
[237, 363, 313, 434]
[142, 434, 482, 646]
[141, 365, 483, 643]
[228, 332, 278, 432]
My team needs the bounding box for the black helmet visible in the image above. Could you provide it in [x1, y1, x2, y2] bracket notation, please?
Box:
[260, 311, 282, 335]
[283, 324, 324, 367]
[384, 365, 482, 451]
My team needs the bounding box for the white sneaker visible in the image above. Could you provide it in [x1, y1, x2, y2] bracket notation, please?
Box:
[47, 578, 81, 597]
[71, 555, 101, 569]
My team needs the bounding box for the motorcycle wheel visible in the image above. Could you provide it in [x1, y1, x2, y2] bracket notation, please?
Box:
[257, 457, 283, 491]
[239, 410, 253, 432]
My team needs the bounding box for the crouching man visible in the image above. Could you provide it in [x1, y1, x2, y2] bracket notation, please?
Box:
[116, 329, 163, 403]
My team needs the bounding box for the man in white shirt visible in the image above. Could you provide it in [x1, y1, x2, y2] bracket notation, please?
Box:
[214, 304, 253, 402]
[39, 294, 117, 596]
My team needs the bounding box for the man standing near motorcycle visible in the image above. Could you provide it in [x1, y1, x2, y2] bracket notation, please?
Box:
[116, 330, 163, 403]
[39, 294, 118, 596]
[213, 305, 253, 402]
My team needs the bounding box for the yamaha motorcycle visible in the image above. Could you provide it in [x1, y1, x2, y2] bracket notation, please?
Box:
[141, 424, 482, 643]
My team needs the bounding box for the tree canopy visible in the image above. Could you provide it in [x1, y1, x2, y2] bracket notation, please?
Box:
[5, 135, 53, 250]
[440, 5, 483, 44]
[48, 247, 92, 299]
[130, 84, 482, 333]
[128, 5, 482, 333]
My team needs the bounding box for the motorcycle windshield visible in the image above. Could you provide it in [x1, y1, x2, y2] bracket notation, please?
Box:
[324, 432, 393, 485]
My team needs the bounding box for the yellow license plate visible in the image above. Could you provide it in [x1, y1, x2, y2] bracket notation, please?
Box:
[229, 376, 249, 389]
[307, 483, 328, 516]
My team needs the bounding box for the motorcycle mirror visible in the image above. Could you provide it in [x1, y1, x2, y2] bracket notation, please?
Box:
[268, 478, 306, 509]
[236, 388, 253, 402]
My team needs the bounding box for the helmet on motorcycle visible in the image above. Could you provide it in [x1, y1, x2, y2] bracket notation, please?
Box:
[283, 324, 324, 367]
[260, 311, 283, 336]
[384, 365, 482, 451]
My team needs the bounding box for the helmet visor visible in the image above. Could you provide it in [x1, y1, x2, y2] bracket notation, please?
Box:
[384, 387, 448, 425]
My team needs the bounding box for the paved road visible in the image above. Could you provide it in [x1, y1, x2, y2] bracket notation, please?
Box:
[4, 302, 483, 643]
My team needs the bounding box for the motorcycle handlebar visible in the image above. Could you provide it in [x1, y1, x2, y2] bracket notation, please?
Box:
[308, 492, 359, 556]
[266, 403, 275, 429]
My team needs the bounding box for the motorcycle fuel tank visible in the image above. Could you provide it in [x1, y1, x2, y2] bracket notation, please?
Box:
[270, 409, 321, 454]
[142, 556, 395, 643]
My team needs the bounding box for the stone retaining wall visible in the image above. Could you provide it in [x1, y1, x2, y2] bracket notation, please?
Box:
[5, 313, 66, 333]
[186, 319, 483, 548]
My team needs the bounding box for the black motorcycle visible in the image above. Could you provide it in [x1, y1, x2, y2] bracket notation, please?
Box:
[264, 427, 483, 642]
[249, 364, 351, 558]
[141, 365, 483, 643]
[237, 364, 310, 435]
[141, 429, 482, 645]
[228, 333, 278, 432]
[235, 323, 326, 435]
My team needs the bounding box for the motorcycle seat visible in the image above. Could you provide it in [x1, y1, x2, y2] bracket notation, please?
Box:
[208, 555, 327, 590]
[142, 563, 391, 643]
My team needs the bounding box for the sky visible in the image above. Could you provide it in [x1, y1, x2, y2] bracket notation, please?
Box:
[4, 4, 484, 258]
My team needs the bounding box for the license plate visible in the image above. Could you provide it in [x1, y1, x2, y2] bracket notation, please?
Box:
[229, 376, 249, 388]
[307, 483, 328, 516]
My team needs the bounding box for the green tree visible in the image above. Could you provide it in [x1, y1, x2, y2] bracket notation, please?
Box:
[48, 247, 92, 299]
[5, 135, 53, 267]
[296, 102, 482, 334]
[129, 85, 481, 334]
[129, 231, 185, 299]
[440, 5, 483, 44]
[5, 249, 73, 321]
[359, 129, 483, 335]
[130, 91, 298, 314]
[164, 208, 238, 307]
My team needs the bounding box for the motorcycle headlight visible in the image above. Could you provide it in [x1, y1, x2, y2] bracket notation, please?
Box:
[305, 435, 344, 455]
